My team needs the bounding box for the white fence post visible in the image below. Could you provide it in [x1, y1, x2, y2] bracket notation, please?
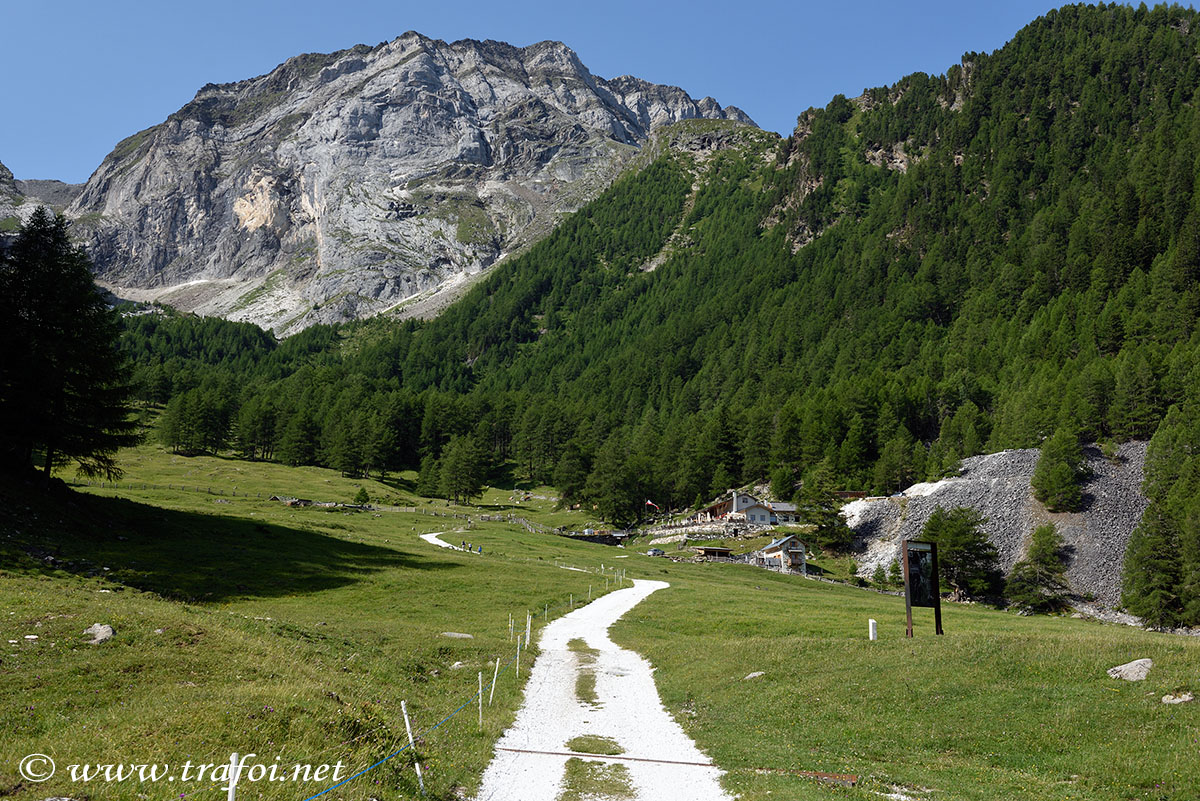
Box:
[869, 619, 878, 641]
[402, 700, 425, 795]
[490, 658, 499, 705]
[478, 671, 483, 730]
[226, 752, 239, 801]
[516, 638, 521, 678]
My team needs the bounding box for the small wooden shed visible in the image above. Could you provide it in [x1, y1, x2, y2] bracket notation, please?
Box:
[695, 545, 734, 561]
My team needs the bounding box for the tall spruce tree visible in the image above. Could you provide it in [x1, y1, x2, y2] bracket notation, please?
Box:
[921, 506, 1001, 600]
[1006, 523, 1071, 613]
[439, 434, 487, 504]
[1032, 427, 1089, 512]
[0, 207, 136, 479]
[796, 458, 854, 551]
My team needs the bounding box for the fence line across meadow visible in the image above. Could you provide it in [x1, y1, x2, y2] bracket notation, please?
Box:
[70, 480, 625, 542]
[173, 569, 633, 801]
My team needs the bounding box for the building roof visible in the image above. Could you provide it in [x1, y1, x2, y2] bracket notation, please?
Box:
[695, 545, 733, 554]
[769, 502, 798, 513]
[763, 535, 803, 552]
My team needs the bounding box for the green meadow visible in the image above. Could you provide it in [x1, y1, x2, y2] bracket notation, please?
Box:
[0, 441, 1196, 801]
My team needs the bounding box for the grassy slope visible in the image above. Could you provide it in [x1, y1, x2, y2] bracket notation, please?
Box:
[614, 565, 1200, 801]
[2, 443, 1198, 801]
[1, 446, 610, 800]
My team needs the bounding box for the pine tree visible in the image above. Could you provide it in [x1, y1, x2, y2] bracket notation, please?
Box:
[439, 435, 486, 504]
[553, 442, 590, 506]
[1122, 506, 1183, 627]
[769, 465, 794, 502]
[416, 453, 441, 498]
[921, 506, 1001, 599]
[1006, 523, 1071, 613]
[585, 433, 643, 527]
[797, 458, 853, 551]
[1031, 426, 1088, 512]
[0, 207, 137, 478]
[277, 410, 319, 466]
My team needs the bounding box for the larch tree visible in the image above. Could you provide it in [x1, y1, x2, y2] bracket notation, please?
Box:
[0, 207, 137, 479]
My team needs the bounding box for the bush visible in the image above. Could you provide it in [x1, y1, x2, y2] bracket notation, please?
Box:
[353, 487, 369, 505]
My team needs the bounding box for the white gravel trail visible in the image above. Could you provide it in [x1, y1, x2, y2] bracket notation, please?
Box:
[420, 531, 468, 551]
[475, 579, 732, 801]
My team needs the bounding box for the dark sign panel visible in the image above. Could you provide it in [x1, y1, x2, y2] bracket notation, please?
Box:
[906, 543, 936, 608]
[903, 540, 944, 636]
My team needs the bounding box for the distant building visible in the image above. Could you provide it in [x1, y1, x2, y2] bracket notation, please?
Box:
[691, 490, 804, 525]
[694, 545, 734, 560]
[754, 535, 807, 574]
[740, 502, 774, 524]
[769, 502, 800, 524]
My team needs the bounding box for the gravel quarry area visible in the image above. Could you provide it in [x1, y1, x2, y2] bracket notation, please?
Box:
[475, 580, 732, 801]
[846, 442, 1148, 606]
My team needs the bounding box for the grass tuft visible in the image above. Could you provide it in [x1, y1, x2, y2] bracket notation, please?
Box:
[558, 758, 634, 801]
[568, 637, 600, 705]
[566, 735, 624, 756]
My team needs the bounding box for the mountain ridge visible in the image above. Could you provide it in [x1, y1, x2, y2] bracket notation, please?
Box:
[66, 31, 752, 334]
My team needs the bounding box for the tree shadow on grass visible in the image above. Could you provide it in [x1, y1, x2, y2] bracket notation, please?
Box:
[470, 502, 533, 513]
[1, 484, 460, 603]
[373, 474, 417, 495]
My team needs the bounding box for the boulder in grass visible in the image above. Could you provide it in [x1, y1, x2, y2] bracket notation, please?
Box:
[84, 623, 114, 644]
[743, 671, 765, 680]
[441, 632, 474, 639]
[1107, 658, 1152, 681]
[1162, 692, 1194, 704]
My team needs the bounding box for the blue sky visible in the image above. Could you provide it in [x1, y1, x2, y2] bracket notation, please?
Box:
[1, 0, 1104, 183]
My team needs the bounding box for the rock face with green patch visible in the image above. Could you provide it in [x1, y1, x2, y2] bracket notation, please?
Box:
[66, 33, 753, 334]
[0, 159, 83, 237]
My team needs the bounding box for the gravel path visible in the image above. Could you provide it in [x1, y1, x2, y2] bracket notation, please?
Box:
[475, 580, 732, 801]
[420, 531, 467, 551]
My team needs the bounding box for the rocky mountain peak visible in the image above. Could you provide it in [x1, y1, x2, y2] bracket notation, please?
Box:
[68, 34, 754, 333]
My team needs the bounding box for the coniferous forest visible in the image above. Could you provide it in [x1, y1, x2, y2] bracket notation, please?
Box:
[97, 4, 1200, 625]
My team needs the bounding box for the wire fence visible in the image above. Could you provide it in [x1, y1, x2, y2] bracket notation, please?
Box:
[66, 478, 651, 798]
[71, 479, 633, 545]
[169, 564, 632, 801]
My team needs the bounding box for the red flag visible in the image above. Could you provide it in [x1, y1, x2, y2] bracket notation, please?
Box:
[645, 499, 660, 510]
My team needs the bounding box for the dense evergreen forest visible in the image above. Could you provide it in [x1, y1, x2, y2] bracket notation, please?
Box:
[119, 4, 1200, 625]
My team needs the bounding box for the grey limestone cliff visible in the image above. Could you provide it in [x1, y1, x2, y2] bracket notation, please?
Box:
[68, 33, 753, 333]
